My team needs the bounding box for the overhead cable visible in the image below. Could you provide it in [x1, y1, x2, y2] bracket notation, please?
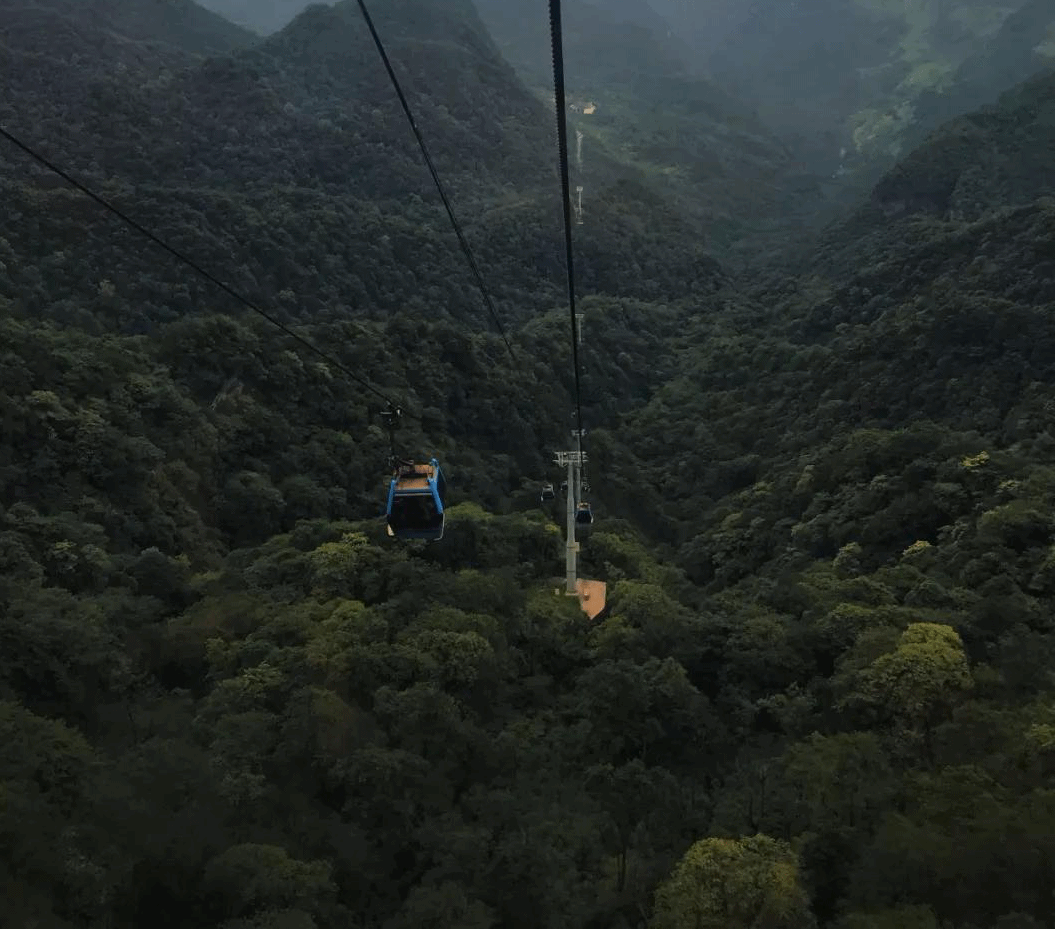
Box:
[355, 0, 517, 363]
[0, 124, 401, 409]
[546, 0, 586, 458]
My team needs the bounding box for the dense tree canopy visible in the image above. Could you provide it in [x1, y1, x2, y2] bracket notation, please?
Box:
[0, 0, 1051, 927]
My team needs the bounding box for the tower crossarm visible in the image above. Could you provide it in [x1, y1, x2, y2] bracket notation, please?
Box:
[554, 451, 588, 467]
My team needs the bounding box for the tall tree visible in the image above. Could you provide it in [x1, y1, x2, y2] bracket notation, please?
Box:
[651, 834, 815, 929]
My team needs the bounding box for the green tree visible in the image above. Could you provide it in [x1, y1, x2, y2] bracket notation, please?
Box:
[570, 657, 714, 769]
[651, 834, 815, 929]
[840, 623, 972, 764]
[776, 732, 894, 835]
[833, 905, 939, 929]
[587, 759, 679, 892]
[384, 881, 497, 929]
[848, 765, 1052, 925]
[771, 733, 895, 922]
[202, 844, 335, 922]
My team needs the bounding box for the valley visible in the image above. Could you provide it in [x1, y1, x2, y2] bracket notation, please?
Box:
[0, 1, 1051, 928]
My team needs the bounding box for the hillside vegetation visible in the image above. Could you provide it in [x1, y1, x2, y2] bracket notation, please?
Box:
[699, 0, 1054, 180]
[0, 0, 254, 59]
[0, 1, 1051, 928]
[474, 0, 818, 252]
[198, 0, 330, 34]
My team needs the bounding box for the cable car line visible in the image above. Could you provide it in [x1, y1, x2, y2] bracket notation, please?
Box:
[0, 124, 401, 410]
[354, 0, 516, 364]
[1, 122, 448, 541]
[547, 0, 585, 462]
[2, 2, 588, 545]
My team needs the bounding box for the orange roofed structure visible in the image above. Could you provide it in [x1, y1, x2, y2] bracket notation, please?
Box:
[555, 578, 608, 620]
[576, 579, 607, 620]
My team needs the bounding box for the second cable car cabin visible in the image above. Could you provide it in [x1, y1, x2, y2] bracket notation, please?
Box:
[386, 458, 446, 541]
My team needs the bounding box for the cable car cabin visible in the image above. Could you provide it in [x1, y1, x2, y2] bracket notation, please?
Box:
[576, 502, 594, 526]
[540, 482, 556, 502]
[386, 458, 446, 541]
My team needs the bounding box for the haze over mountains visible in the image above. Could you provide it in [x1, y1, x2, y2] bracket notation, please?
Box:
[181, 0, 1056, 269]
[1, 0, 1052, 926]
[711, 0, 1052, 171]
[198, 0, 334, 34]
[6, 0, 255, 57]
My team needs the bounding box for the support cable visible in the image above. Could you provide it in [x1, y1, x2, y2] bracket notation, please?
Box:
[0, 124, 401, 410]
[546, 0, 585, 462]
[355, 0, 516, 363]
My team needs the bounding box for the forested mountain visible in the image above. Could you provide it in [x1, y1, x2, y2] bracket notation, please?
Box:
[644, 0, 745, 56]
[913, 0, 1055, 130]
[0, 0, 255, 60]
[0, 0, 1052, 925]
[705, 0, 1051, 179]
[827, 72, 1054, 262]
[652, 0, 1054, 183]
[198, 0, 331, 35]
[0, 0, 740, 346]
[605, 71, 1053, 562]
[2, 0, 554, 200]
[475, 0, 690, 81]
[473, 0, 816, 252]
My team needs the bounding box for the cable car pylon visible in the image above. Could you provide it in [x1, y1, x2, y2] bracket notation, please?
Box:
[553, 433, 605, 619]
[547, 0, 604, 620]
[554, 444, 586, 595]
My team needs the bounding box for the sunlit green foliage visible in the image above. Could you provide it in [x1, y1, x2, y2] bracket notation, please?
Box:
[651, 834, 815, 929]
[0, 2, 1051, 927]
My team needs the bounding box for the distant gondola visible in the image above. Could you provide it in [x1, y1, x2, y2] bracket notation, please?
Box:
[540, 482, 556, 502]
[575, 502, 593, 526]
[386, 458, 446, 541]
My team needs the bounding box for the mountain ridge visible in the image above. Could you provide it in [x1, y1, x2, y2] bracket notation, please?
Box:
[473, 0, 817, 253]
[652, 0, 1054, 188]
[0, 0, 1051, 912]
[0, 0, 255, 58]
[198, 0, 332, 34]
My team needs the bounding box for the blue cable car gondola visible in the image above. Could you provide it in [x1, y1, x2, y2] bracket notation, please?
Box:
[540, 482, 556, 502]
[576, 502, 594, 526]
[386, 458, 446, 541]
